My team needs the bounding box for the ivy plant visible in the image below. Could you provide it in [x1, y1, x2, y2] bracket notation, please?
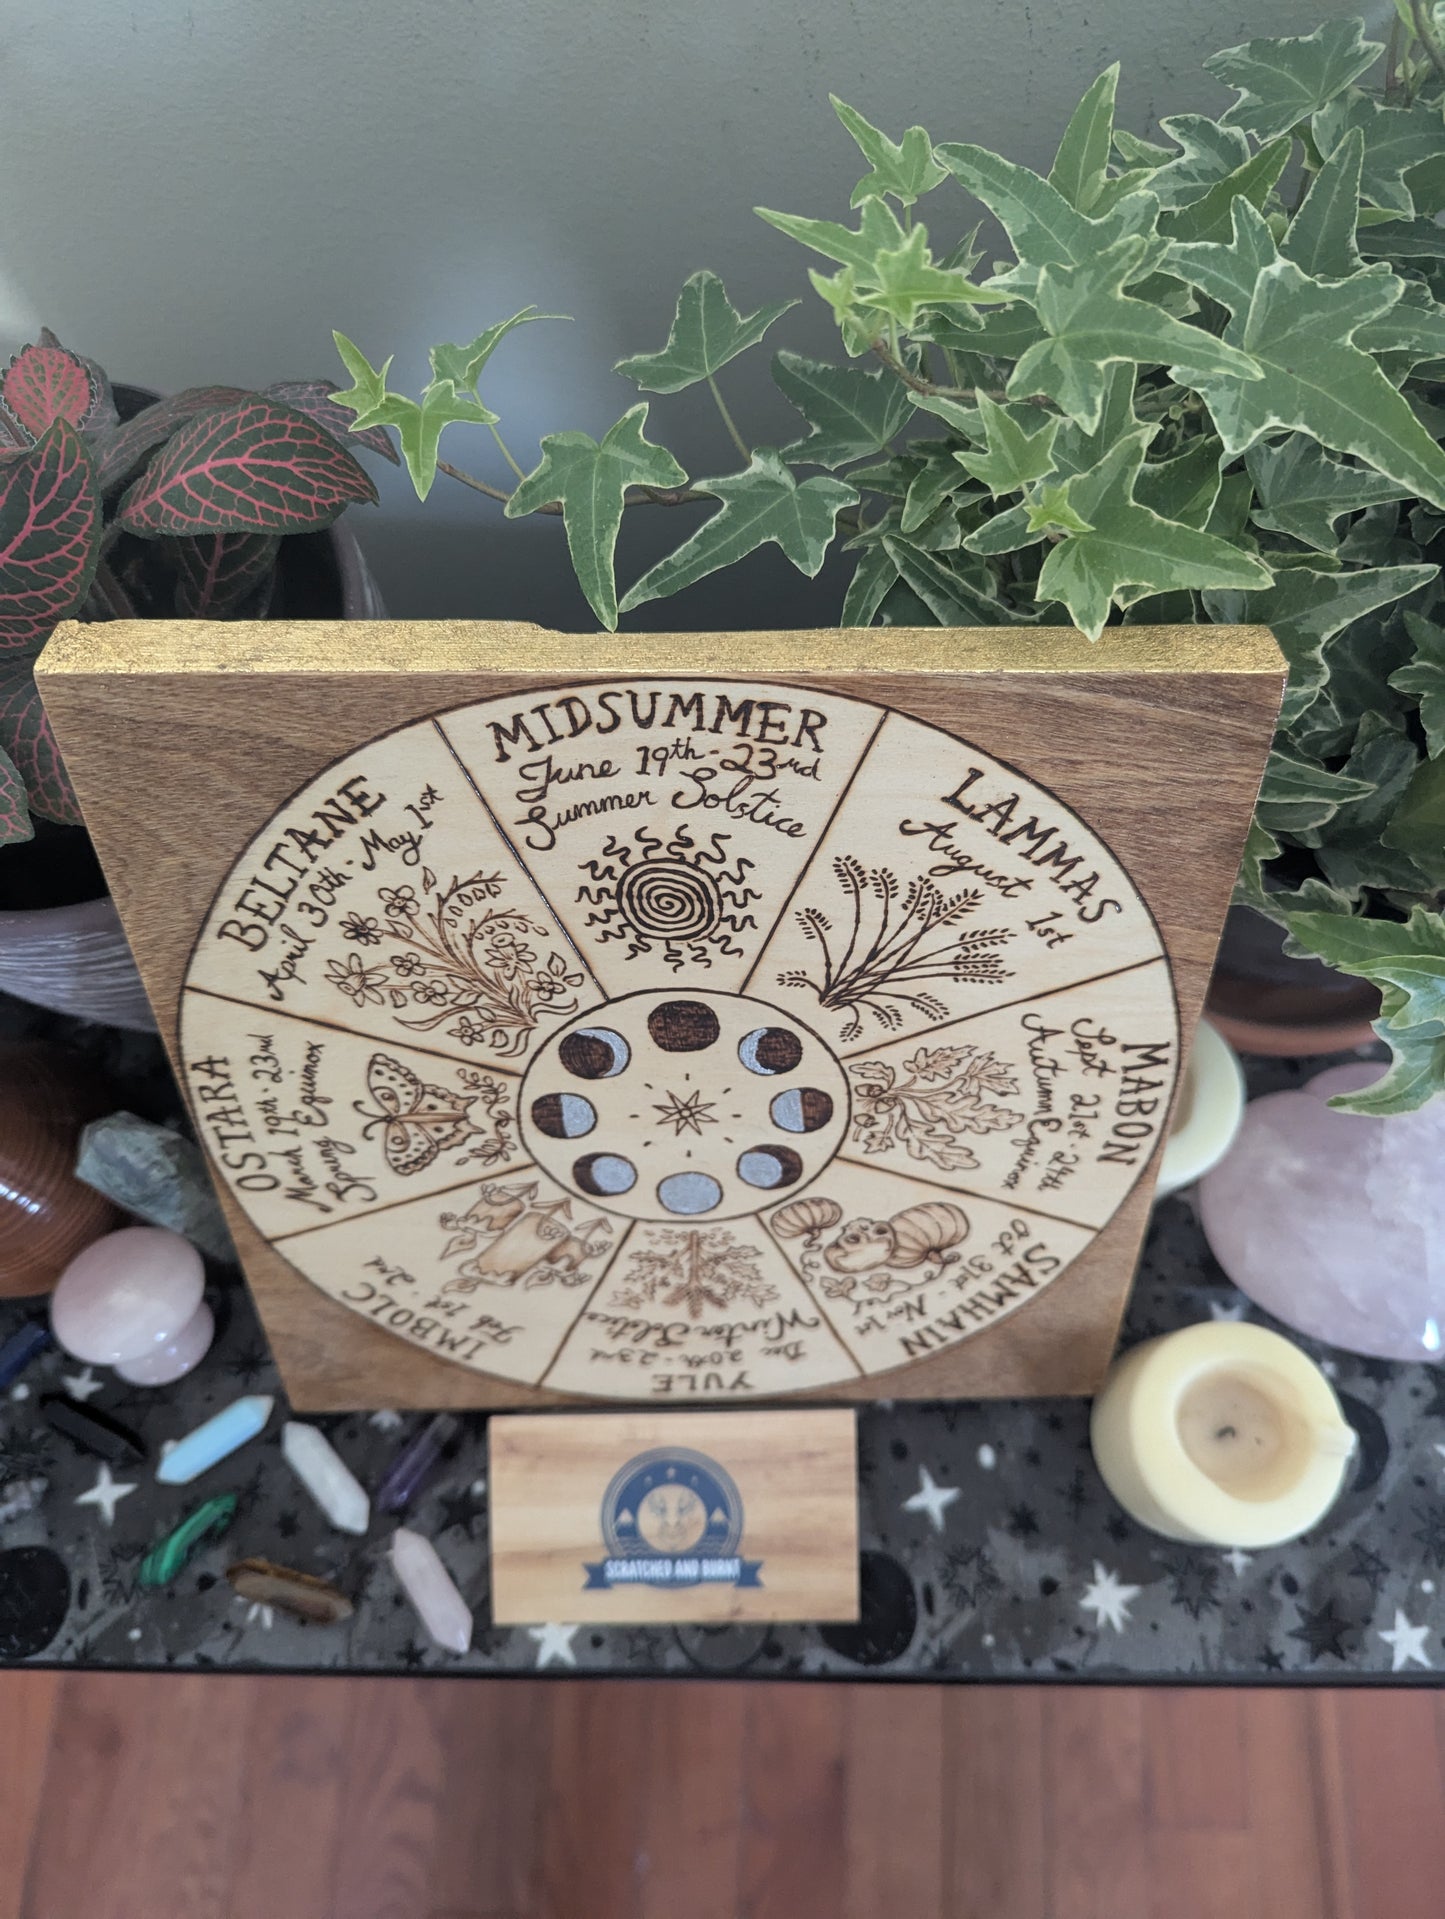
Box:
[334, 9, 1445, 1114]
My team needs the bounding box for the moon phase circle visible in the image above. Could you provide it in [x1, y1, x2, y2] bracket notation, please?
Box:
[520, 988, 850, 1224]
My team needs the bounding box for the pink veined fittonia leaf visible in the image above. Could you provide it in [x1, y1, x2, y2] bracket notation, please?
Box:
[0, 419, 103, 656]
[165, 531, 282, 617]
[116, 396, 378, 536]
[0, 657, 80, 825]
[92, 386, 252, 493]
[0, 343, 102, 439]
[0, 740, 33, 845]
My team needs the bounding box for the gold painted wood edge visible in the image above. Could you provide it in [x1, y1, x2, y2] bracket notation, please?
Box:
[38, 618, 1288, 681]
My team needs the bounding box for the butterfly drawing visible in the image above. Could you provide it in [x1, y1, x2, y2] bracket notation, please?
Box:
[353, 1054, 482, 1175]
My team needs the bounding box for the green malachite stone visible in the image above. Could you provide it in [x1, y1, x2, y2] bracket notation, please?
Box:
[137, 1493, 238, 1588]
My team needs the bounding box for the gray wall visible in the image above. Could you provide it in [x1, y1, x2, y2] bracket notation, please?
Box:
[0, 0, 1380, 628]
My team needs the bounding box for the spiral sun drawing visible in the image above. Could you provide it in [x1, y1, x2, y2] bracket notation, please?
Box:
[39, 622, 1282, 1408]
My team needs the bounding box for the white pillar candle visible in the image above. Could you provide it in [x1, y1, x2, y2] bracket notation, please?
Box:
[1155, 1019, 1245, 1199]
[1090, 1322, 1356, 1547]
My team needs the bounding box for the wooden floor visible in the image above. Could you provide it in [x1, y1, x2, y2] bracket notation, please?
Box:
[2, 1675, 1444, 1918]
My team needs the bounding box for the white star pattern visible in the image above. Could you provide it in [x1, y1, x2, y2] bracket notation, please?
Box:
[74, 1462, 137, 1527]
[1378, 1609, 1433, 1674]
[903, 1465, 962, 1534]
[1079, 1561, 1142, 1633]
[244, 1602, 275, 1630]
[529, 1622, 579, 1669]
[1209, 1300, 1247, 1322]
[369, 1410, 404, 1433]
[1222, 1548, 1252, 1578]
[1434, 1443, 1445, 1467]
[62, 1367, 103, 1402]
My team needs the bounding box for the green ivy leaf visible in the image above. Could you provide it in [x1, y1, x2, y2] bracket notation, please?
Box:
[1281, 127, 1365, 278]
[1255, 743, 1376, 833]
[506, 405, 687, 630]
[1353, 280, 1445, 375]
[1233, 815, 1284, 917]
[1132, 115, 1251, 208]
[1047, 66, 1120, 213]
[429, 309, 569, 395]
[755, 197, 908, 275]
[332, 333, 496, 501]
[1167, 202, 1445, 510]
[1280, 904, 1445, 1111]
[1132, 438, 1224, 529]
[772, 352, 910, 468]
[1382, 752, 1445, 885]
[1205, 19, 1382, 141]
[900, 442, 979, 534]
[1318, 1013, 1445, 1116]
[1158, 135, 1293, 246]
[880, 536, 1013, 623]
[1312, 92, 1444, 218]
[1205, 561, 1436, 726]
[1246, 434, 1409, 551]
[619, 450, 854, 614]
[615, 274, 796, 394]
[934, 142, 1162, 298]
[1025, 481, 1093, 537]
[830, 97, 946, 208]
[856, 225, 1008, 327]
[806, 268, 877, 356]
[954, 394, 1059, 496]
[1023, 430, 1273, 640]
[1009, 235, 1261, 432]
[1390, 612, 1445, 756]
[840, 537, 899, 626]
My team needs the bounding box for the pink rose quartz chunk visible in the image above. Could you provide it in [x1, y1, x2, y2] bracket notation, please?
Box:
[51, 1226, 211, 1373]
[1199, 1062, 1445, 1362]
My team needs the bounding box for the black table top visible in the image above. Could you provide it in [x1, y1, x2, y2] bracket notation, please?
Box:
[2, 1045, 1441, 1685]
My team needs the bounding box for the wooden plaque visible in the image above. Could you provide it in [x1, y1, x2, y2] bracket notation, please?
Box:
[488, 1408, 859, 1624]
[36, 619, 1284, 1411]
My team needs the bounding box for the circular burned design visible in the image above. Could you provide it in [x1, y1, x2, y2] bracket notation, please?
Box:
[520, 988, 850, 1224]
[179, 675, 1178, 1401]
[617, 859, 722, 945]
[740, 1027, 803, 1075]
[647, 1000, 721, 1052]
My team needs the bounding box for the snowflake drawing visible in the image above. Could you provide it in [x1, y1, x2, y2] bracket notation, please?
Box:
[847, 1043, 1024, 1172]
[778, 857, 1014, 1043]
[611, 1228, 778, 1320]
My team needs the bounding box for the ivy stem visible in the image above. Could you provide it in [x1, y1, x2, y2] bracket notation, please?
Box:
[870, 338, 1017, 405]
[1412, 0, 1445, 82]
[487, 421, 529, 482]
[707, 375, 751, 462]
[436, 458, 713, 515]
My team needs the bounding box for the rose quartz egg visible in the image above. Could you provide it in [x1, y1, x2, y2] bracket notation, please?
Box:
[50, 1226, 205, 1366]
[114, 1300, 215, 1385]
[1199, 1060, 1445, 1362]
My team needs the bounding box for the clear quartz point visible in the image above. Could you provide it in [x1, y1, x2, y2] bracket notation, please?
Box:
[281, 1421, 371, 1534]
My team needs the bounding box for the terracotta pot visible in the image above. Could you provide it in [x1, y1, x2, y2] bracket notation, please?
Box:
[0, 519, 385, 1030]
[1205, 905, 1381, 1058]
[0, 1040, 121, 1297]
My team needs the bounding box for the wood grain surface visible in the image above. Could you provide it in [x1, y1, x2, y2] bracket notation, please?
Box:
[37, 620, 1283, 1411]
[6, 1671, 1443, 1919]
[488, 1409, 859, 1623]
